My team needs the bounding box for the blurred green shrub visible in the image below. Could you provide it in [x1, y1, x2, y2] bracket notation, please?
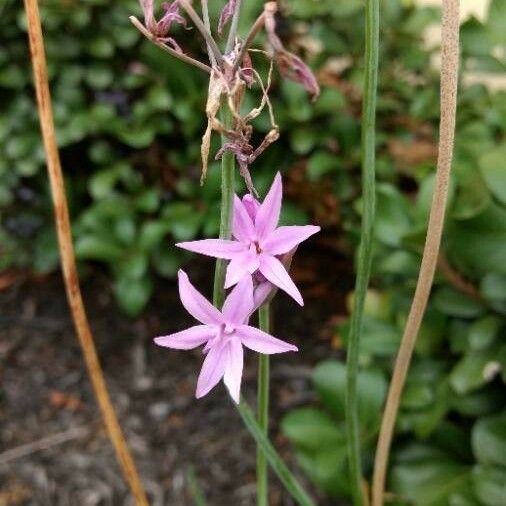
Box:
[0, 0, 314, 314]
[281, 2, 505, 504]
[1, 0, 504, 315]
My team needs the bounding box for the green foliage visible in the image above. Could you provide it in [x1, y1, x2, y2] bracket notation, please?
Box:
[1, 0, 505, 501]
[280, 2, 505, 504]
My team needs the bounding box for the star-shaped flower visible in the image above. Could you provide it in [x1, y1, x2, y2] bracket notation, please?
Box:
[177, 173, 320, 305]
[154, 270, 297, 402]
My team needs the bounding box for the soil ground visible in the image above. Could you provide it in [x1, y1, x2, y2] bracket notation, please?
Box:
[0, 243, 351, 506]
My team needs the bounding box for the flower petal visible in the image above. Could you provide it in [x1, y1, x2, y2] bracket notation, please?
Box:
[196, 339, 228, 399]
[235, 325, 298, 354]
[154, 325, 214, 349]
[258, 254, 303, 306]
[176, 239, 246, 259]
[233, 195, 256, 243]
[222, 275, 255, 324]
[242, 194, 260, 221]
[178, 270, 223, 324]
[224, 252, 260, 289]
[223, 338, 244, 403]
[262, 225, 320, 255]
[255, 172, 282, 239]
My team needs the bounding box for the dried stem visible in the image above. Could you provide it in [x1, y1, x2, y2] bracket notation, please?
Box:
[178, 0, 224, 67]
[0, 425, 90, 466]
[200, 0, 217, 68]
[130, 16, 211, 74]
[24, 1, 149, 505]
[233, 12, 265, 73]
[371, 1, 460, 505]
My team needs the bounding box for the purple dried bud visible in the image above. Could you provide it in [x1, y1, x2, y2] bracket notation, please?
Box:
[276, 51, 320, 99]
[264, 2, 281, 49]
[139, 0, 186, 38]
[139, 0, 156, 32]
[218, 0, 238, 36]
[263, 1, 320, 99]
[158, 1, 186, 35]
[240, 51, 255, 87]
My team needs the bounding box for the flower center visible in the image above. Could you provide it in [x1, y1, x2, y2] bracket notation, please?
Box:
[223, 323, 235, 334]
[252, 241, 262, 254]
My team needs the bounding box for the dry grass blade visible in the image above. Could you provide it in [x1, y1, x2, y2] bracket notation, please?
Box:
[371, 1, 460, 504]
[23, 1, 149, 504]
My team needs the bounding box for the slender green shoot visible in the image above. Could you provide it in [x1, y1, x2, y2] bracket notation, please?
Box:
[186, 465, 208, 506]
[345, 0, 379, 505]
[237, 399, 315, 506]
[213, 107, 236, 309]
[257, 304, 271, 506]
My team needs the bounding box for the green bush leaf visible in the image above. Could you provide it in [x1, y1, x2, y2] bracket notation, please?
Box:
[75, 235, 123, 262]
[296, 444, 350, 498]
[139, 221, 169, 252]
[472, 465, 506, 506]
[281, 407, 343, 452]
[433, 286, 485, 318]
[468, 316, 500, 351]
[450, 351, 501, 395]
[391, 447, 471, 506]
[479, 145, 506, 205]
[312, 360, 387, 431]
[114, 276, 153, 317]
[374, 184, 412, 247]
[472, 413, 506, 467]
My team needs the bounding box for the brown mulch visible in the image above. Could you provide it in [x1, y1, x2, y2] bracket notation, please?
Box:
[0, 243, 351, 506]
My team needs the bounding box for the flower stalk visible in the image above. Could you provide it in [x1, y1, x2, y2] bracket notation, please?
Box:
[213, 106, 236, 309]
[257, 303, 270, 506]
[372, 1, 460, 504]
[209, 105, 314, 504]
[236, 400, 315, 506]
[345, 0, 379, 505]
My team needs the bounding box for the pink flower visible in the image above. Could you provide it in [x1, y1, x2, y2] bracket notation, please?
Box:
[177, 173, 320, 305]
[155, 270, 297, 402]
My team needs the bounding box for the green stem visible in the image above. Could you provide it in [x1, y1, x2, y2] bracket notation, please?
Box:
[212, 106, 314, 506]
[186, 465, 208, 506]
[213, 107, 236, 308]
[345, 1, 379, 505]
[257, 304, 270, 506]
[237, 400, 315, 506]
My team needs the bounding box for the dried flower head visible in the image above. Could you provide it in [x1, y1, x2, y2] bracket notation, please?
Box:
[264, 2, 320, 99]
